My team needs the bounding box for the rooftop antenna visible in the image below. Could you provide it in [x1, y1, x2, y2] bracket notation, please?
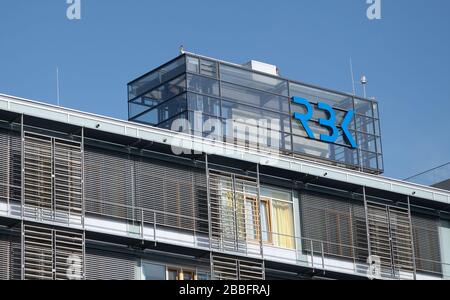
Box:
[349, 58, 356, 95]
[56, 67, 60, 106]
[361, 75, 368, 98]
[358, 74, 368, 172]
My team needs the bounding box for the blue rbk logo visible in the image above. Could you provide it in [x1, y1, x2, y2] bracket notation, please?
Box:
[292, 96, 357, 149]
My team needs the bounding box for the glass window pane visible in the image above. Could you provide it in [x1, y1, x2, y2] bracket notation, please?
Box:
[220, 64, 288, 96]
[200, 59, 218, 78]
[187, 93, 221, 117]
[187, 74, 220, 97]
[129, 100, 152, 119]
[141, 262, 166, 280]
[361, 151, 378, 170]
[355, 115, 375, 134]
[290, 82, 353, 111]
[167, 269, 178, 280]
[272, 200, 295, 249]
[221, 82, 289, 114]
[221, 100, 290, 133]
[374, 119, 381, 136]
[357, 133, 377, 152]
[354, 98, 374, 117]
[132, 94, 187, 125]
[157, 112, 189, 132]
[260, 201, 270, 242]
[186, 56, 199, 73]
[140, 75, 186, 105]
[378, 155, 384, 170]
[128, 56, 186, 100]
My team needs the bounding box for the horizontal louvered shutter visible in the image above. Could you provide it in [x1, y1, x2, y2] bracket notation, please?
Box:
[23, 133, 53, 216]
[84, 147, 133, 219]
[135, 156, 208, 232]
[211, 254, 264, 280]
[0, 129, 21, 204]
[300, 191, 365, 259]
[0, 237, 9, 280]
[85, 249, 137, 280]
[412, 215, 442, 275]
[54, 140, 83, 217]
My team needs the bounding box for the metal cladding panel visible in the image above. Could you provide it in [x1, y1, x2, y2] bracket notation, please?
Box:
[0, 129, 21, 203]
[0, 234, 21, 280]
[366, 203, 414, 278]
[85, 249, 137, 280]
[412, 215, 442, 275]
[54, 140, 83, 216]
[0, 237, 8, 280]
[211, 254, 264, 280]
[299, 191, 368, 260]
[23, 132, 83, 220]
[23, 224, 84, 280]
[208, 171, 260, 255]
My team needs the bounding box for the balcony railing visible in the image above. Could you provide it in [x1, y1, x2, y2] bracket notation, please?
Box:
[1, 192, 450, 280]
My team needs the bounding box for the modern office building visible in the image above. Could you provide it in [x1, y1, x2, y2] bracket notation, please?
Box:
[0, 52, 449, 280]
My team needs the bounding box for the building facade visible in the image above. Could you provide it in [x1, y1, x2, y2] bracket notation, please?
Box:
[0, 53, 449, 280]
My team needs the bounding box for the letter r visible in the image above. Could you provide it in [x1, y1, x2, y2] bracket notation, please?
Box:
[292, 97, 314, 139]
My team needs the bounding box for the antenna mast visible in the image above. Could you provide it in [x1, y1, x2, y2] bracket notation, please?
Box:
[56, 67, 60, 106]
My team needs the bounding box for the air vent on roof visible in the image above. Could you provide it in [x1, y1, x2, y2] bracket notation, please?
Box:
[243, 60, 279, 76]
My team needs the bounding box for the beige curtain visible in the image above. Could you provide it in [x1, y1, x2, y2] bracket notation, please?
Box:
[272, 200, 295, 249]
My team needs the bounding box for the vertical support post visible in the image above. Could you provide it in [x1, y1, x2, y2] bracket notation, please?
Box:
[209, 251, 214, 280]
[21, 221, 24, 280]
[362, 186, 372, 261]
[205, 154, 213, 251]
[81, 127, 85, 229]
[321, 243, 325, 270]
[232, 174, 239, 252]
[81, 128, 86, 280]
[256, 164, 264, 260]
[6, 126, 10, 215]
[407, 196, 417, 280]
[141, 209, 144, 241]
[261, 259, 266, 280]
[20, 114, 24, 220]
[310, 240, 314, 270]
[51, 137, 55, 221]
[20, 114, 25, 281]
[82, 230, 86, 280]
[153, 211, 157, 246]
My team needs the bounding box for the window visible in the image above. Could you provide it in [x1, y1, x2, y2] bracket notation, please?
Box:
[167, 267, 196, 280]
[220, 64, 288, 96]
[261, 187, 295, 249]
[128, 56, 186, 100]
[141, 262, 166, 280]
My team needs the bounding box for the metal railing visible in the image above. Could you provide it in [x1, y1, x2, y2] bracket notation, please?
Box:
[2, 194, 450, 280]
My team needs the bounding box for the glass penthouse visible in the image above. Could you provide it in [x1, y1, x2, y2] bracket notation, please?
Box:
[128, 53, 383, 174]
[0, 53, 449, 281]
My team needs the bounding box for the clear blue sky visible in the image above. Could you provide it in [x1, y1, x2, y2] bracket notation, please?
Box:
[0, 0, 449, 180]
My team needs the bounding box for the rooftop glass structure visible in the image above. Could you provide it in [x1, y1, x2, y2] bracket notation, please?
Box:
[128, 53, 383, 174]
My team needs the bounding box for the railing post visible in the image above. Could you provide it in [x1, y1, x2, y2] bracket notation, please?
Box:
[256, 164, 264, 260]
[321, 242, 325, 270]
[407, 196, 417, 280]
[205, 154, 213, 251]
[141, 209, 144, 240]
[153, 211, 157, 246]
[310, 240, 314, 270]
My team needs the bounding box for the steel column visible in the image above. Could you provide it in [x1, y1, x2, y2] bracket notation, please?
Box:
[407, 196, 417, 280]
